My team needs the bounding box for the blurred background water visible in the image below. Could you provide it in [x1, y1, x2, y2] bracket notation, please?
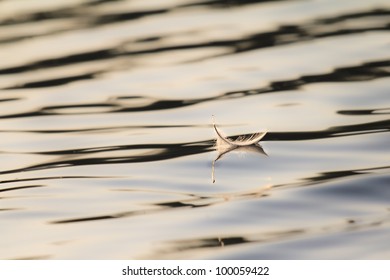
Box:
[0, 0, 389, 259]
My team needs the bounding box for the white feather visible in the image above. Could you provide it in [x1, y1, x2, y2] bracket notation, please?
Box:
[211, 116, 268, 183]
[212, 116, 267, 148]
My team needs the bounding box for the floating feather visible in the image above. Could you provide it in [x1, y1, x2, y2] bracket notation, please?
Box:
[212, 116, 267, 183]
[214, 123, 267, 147]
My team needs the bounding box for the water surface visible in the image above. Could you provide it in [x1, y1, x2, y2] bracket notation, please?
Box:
[0, 0, 389, 259]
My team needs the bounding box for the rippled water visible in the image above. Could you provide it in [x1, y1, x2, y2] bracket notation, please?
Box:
[0, 0, 389, 260]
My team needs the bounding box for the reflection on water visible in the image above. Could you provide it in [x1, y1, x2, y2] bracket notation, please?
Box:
[0, 0, 389, 259]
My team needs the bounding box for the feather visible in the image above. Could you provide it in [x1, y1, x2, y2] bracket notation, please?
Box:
[212, 116, 267, 148]
[211, 116, 268, 183]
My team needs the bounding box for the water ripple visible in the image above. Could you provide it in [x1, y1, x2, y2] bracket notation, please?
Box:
[1, 0, 389, 260]
[1, 9, 388, 75]
[0, 59, 388, 119]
